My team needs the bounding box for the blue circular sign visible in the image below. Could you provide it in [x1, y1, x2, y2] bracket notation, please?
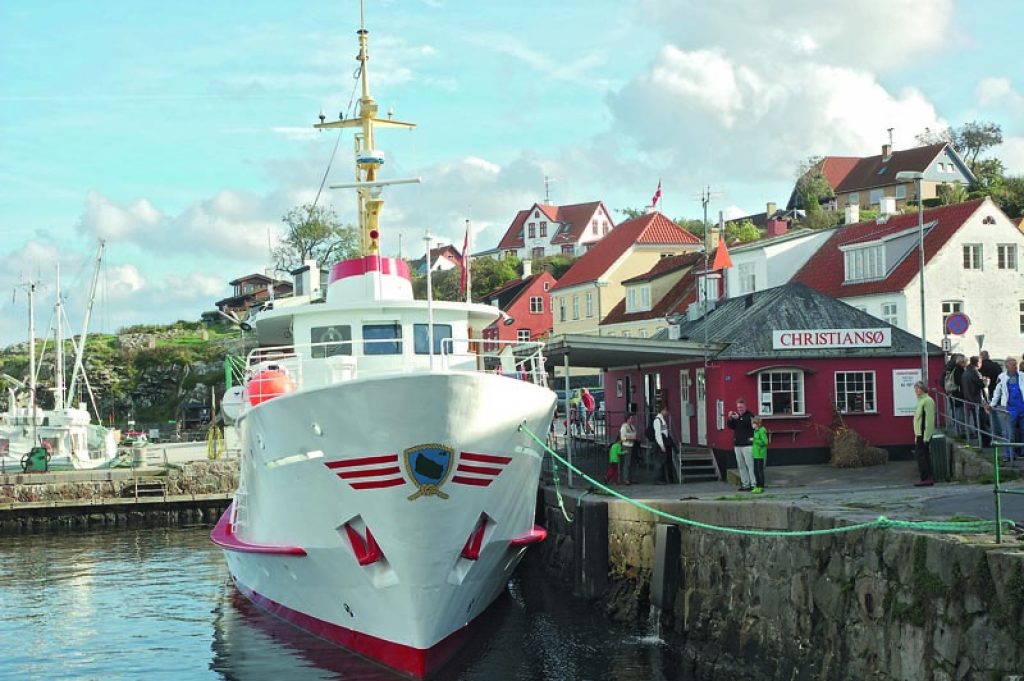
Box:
[945, 312, 970, 336]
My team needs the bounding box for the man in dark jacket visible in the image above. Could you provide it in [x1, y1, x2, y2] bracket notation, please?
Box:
[727, 398, 756, 492]
[961, 356, 989, 446]
[980, 351, 1001, 399]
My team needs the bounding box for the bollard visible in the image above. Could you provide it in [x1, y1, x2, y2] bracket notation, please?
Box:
[651, 523, 681, 611]
[573, 497, 608, 599]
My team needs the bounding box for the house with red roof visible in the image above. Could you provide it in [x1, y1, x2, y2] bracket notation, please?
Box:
[493, 201, 615, 260]
[722, 225, 839, 299]
[216, 273, 294, 318]
[409, 244, 462, 276]
[787, 156, 861, 211]
[600, 253, 703, 339]
[791, 197, 1024, 365]
[479, 268, 557, 349]
[548, 211, 702, 336]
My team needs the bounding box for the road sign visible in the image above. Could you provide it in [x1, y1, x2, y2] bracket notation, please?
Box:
[941, 337, 952, 352]
[975, 333, 985, 350]
[945, 312, 970, 336]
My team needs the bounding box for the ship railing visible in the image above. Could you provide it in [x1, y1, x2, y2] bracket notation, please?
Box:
[242, 337, 548, 392]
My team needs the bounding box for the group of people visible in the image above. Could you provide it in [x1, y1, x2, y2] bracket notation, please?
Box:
[569, 388, 597, 435]
[942, 351, 1023, 462]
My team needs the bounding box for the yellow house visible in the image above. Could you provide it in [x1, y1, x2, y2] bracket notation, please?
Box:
[600, 252, 704, 338]
[549, 212, 702, 337]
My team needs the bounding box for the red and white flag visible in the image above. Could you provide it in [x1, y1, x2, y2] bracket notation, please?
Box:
[651, 180, 662, 208]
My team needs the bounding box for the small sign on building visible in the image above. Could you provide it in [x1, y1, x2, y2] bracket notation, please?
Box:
[772, 328, 892, 350]
[892, 369, 922, 417]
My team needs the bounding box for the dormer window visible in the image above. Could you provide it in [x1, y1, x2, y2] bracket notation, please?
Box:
[534, 210, 539, 218]
[843, 244, 885, 282]
[625, 285, 651, 313]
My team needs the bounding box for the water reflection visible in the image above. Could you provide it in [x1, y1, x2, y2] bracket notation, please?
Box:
[0, 527, 691, 681]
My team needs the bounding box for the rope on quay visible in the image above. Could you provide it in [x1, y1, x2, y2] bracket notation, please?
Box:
[519, 423, 1012, 538]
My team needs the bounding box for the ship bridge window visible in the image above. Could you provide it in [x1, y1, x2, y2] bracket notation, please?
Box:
[414, 324, 453, 354]
[311, 325, 352, 357]
[362, 323, 403, 355]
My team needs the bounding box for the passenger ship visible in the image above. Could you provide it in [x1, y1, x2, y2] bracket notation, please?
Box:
[211, 7, 556, 677]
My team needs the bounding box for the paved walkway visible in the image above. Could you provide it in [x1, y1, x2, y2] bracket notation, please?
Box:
[550, 459, 1024, 526]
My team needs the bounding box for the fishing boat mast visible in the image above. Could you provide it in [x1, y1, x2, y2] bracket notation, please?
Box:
[66, 240, 105, 407]
[27, 281, 37, 445]
[314, 0, 418, 256]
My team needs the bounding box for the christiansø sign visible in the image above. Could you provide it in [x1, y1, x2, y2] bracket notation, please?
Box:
[772, 328, 892, 350]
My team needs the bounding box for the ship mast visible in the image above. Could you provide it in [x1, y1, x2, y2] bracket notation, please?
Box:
[316, 0, 418, 256]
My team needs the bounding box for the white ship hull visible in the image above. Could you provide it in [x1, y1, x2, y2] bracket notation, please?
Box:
[0, 407, 117, 471]
[214, 370, 555, 676]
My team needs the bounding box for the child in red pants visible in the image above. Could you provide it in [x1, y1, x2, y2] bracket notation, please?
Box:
[604, 437, 623, 484]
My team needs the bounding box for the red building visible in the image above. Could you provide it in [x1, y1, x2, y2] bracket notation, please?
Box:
[601, 283, 945, 470]
[480, 270, 557, 348]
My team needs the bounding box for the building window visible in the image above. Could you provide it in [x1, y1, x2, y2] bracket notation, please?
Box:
[997, 244, 1018, 270]
[572, 296, 580, 320]
[505, 249, 517, 259]
[963, 244, 982, 270]
[881, 302, 898, 325]
[623, 331, 631, 338]
[559, 297, 566, 322]
[626, 288, 637, 313]
[849, 192, 859, 205]
[530, 296, 543, 314]
[528, 223, 536, 239]
[533, 210, 539, 218]
[539, 221, 547, 237]
[639, 329, 648, 339]
[1020, 301, 1024, 334]
[532, 246, 544, 259]
[835, 371, 877, 414]
[895, 185, 906, 199]
[561, 244, 574, 255]
[591, 220, 598, 235]
[640, 286, 650, 310]
[843, 244, 884, 281]
[869, 189, 883, 205]
[602, 224, 609, 235]
[363, 323, 403, 355]
[543, 281, 550, 291]
[941, 300, 963, 330]
[757, 370, 805, 416]
[413, 324, 453, 354]
[585, 292, 594, 318]
[517, 329, 531, 343]
[738, 263, 756, 294]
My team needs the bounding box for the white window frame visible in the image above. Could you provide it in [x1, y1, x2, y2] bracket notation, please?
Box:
[881, 302, 898, 326]
[997, 244, 1018, 270]
[516, 329, 531, 343]
[639, 286, 650, 311]
[843, 244, 884, 282]
[757, 370, 805, 416]
[963, 244, 982, 270]
[738, 262, 756, 294]
[941, 300, 963, 330]
[558, 297, 566, 322]
[572, 295, 580, 320]
[626, 288, 638, 313]
[895, 185, 906, 199]
[639, 329, 648, 339]
[529, 296, 543, 314]
[585, 292, 594, 318]
[834, 371, 877, 414]
[539, 221, 547, 237]
[869, 189, 883, 205]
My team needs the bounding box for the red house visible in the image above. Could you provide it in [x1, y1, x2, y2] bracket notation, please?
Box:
[480, 270, 557, 348]
[602, 283, 945, 471]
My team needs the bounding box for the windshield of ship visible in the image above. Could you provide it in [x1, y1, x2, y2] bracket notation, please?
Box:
[413, 324, 453, 355]
[362, 323, 403, 355]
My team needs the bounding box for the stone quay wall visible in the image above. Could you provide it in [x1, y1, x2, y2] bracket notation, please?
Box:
[539, 490, 1024, 681]
[0, 461, 238, 533]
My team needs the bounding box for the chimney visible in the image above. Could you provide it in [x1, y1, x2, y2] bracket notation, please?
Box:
[767, 218, 788, 237]
[845, 204, 860, 224]
[879, 196, 897, 216]
[521, 259, 532, 279]
[766, 201, 777, 218]
[707, 225, 721, 252]
[882, 143, 892, 158]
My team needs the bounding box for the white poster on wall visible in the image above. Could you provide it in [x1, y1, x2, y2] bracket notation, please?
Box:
[893, 369, 922, 417]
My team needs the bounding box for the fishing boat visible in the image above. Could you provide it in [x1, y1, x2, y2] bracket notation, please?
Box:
[0, 242, 117, 472]
[211, 6, 556, 677]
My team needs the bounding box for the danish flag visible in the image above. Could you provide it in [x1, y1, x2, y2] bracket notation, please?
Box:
[452, 452, 511, 487]
[325, 454, 404, 490]
[651, 180, 662, 208]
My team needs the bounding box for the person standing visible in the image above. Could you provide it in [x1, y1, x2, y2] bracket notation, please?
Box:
[961, 356, 989, 446]
[604, 436, 623, 485]
[619, 414, 637, 485]
[727, 398, 756, 492]
[980, 351, 1001, 398]
[751, 416, 768, 494]
[581, 388, 596, 434]
[987, 357, 1023, 463]
[913, 380, 936, 487]
[653, 406, 678, 484]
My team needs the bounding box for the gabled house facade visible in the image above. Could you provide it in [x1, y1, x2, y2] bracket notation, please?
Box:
[479, 270, 557, 348]
[409, 244, 462, 276]
[791, 198, 1024, 363]
[216, 273, 293, 318]
[549, 212, 702, 336]
[723, 225, 839, 298]
[600, 253, 703, 339]
[494, 201, 615, 260]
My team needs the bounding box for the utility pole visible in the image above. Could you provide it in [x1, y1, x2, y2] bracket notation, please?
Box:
[887, 127, 895, 148]
[694, 185, 722, 367]
[544, 176, 555, 204]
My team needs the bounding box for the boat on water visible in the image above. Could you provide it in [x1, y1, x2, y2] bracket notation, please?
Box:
[0, 242, 117, 472]
[210, 6, 556, 677]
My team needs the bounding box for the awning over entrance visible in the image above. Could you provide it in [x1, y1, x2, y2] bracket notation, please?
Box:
[544, 333, 722, 370]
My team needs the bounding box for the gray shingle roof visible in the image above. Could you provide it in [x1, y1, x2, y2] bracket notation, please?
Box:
[661, 282, 941, 359]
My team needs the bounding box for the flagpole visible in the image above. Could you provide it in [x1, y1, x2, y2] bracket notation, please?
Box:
[465, 219, 472, 303]
[424, 232, 435, 370]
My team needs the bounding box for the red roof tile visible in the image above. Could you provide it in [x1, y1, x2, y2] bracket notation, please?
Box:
[820, 156, 860, 190]
[551, 212, 700, 292]
[790, 199, 986, 297]
[602, 266, 699, 326]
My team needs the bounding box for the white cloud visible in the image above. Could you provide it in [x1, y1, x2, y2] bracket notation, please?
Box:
[976, 77, 1024, 111]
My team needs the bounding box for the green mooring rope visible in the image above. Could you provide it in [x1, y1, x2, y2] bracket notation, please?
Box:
[519, 423, 1011, 537]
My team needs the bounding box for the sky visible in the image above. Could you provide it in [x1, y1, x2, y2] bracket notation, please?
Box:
[1, 0, 1022, 344]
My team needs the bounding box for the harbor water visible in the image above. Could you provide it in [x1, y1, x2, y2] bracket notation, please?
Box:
[0, 526, 691, 680]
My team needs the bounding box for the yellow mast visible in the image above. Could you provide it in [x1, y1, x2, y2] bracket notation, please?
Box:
[315, 1, 416, 255]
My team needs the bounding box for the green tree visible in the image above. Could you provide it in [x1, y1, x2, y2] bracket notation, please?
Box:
[724, 219, 761, 243]
[794, 156, 834, 212]
[937, 182, 969, 205]
[411, 256, 520, 303]
[953, 121, 1003, 170]
[531, 254, 576, 279]
[999, 176, 1024, 219]
[273, 203, 359, 271]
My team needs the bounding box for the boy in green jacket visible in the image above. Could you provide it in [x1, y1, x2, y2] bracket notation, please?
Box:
[751, 416, 768, 494]
[605, 436, 624, 485]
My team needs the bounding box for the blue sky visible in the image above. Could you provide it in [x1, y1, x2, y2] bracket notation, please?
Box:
[1, 0, 1022, 343]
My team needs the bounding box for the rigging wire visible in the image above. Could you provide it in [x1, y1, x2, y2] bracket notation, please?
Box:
[307, 62, 364, 222]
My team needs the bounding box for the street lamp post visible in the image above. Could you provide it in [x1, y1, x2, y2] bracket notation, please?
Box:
[895, 171, 928, 386]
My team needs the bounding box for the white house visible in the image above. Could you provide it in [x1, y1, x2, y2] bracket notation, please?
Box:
[792, 198, 1024, 362]
[494, 201, 616, 260]
[723, 219, 839, 298]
